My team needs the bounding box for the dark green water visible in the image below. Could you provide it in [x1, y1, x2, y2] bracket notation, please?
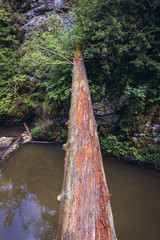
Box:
[0, 143, 160, 240]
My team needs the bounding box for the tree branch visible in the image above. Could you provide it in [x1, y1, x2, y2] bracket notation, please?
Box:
[38, 45, 74, 65]
[119, 29, 133, 39]
[45, 62, 72, 65]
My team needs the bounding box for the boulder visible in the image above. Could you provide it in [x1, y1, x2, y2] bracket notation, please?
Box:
[0, 137, 14, 149]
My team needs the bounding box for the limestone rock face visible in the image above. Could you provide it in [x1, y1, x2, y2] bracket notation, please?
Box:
[14, 0, 65, 36]
[17, 0, 64, 13]
[93, 94, 130, 135]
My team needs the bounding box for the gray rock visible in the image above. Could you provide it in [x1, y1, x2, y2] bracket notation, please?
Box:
[153, 137, 160, 143]
[153, 124, 160, 136]
[24, 5, 47, 20]
[23, 14, 49, 36]
[96, 114, 120, 126]
[93, 94, 130, 117]
[92, 95, 129, 135]
[54, 0, 65, 9]
[93, 100, 119, 116]
[19, 0, 65, 13]
[95, 114, 120, 136]
[0, 137, 14, 149]
[145, 122, 160, 136]
[19, 0, 66, 37]
[132, 137, 138, 143]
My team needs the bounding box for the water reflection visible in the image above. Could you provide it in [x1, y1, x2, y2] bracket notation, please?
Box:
[0, 144, 64, 240]
[0, 143, 160, 240]
[103, 157, 160, 240]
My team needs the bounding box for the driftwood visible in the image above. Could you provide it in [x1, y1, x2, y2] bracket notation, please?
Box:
[23, 122, 32, 140]
[57, 47, 117, 239]
[0, 123, 32, 161]
[1, 137, 21, 160]
[30, 141, 57, 144]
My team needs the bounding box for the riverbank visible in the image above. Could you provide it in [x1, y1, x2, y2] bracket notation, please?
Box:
[107, 153, 160, 172]
[0, 124, 160, 171]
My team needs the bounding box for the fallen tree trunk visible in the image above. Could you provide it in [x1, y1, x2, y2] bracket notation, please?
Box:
[30, 141, 57, 144]
[23, 122, 32, 141]
[0, 123, 32, 161]
[57, 47, 117, 239]
[1, 137, 22, 160]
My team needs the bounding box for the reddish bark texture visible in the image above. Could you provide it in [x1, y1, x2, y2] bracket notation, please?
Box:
[57, 48, 117, 240]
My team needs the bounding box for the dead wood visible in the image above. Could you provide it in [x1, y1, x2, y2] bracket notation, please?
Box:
[23, 122, 32, 140]
[1, 137, 21, 160]
[30, 141, 57, 144]
[38, 45, 74, 65]
[0, 123, 32, 161]
[57, 47, 117, 240]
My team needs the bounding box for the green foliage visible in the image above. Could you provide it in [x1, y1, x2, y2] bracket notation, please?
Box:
[134, 142, 160, 162]
[0, 1, 21, 118]
[148, 86, 160, 103]
[31, 121, 52, 139]
[0, 0, 159, 165]
[1, 0, 159, 120]
[88, 80, 101, 101]
[99, 135, 137, 158]
[137, 152, 160, 162]
[18, 14, 74, 116]
[125, 85, 146, 100]
[73, 0, 160, 96]
[99, 134, 160, 163]
[60, 127, 68, 139]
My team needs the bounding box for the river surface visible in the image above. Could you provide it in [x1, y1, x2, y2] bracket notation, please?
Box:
[0, 125, 24, 138]
[0, 140, 160, 239]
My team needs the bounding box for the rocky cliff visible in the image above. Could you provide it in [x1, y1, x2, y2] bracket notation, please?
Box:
[13, 0, 65, 37]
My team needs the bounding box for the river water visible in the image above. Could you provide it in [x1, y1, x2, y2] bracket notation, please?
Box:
[0, 141, 160, 239]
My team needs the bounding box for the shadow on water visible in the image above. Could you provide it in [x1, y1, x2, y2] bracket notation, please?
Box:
[0, 143, 160, 240]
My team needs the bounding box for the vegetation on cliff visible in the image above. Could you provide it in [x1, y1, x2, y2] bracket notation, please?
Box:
[0, 0, 159, 165]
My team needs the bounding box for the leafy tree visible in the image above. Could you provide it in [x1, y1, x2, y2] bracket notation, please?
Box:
[0, 0, 19, 117]
[71, 0, 160, 97]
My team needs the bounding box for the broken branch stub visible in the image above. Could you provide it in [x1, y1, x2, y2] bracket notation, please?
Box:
[57, 48, 117, 240]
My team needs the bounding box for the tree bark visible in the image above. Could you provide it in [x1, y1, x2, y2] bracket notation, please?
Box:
[57, 47, 117, 240]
